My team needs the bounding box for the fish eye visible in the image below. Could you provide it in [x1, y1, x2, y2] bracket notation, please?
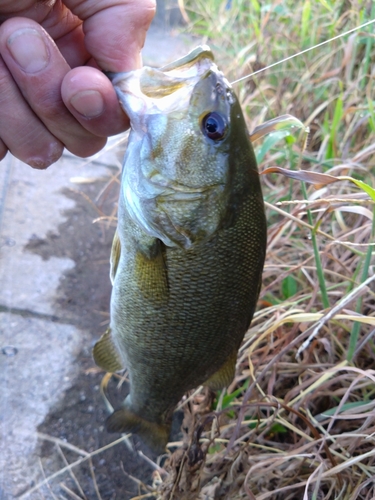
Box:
[201, 112, 227, 141]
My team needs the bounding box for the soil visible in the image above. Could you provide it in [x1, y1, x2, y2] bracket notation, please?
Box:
[26, 173, 161, 499]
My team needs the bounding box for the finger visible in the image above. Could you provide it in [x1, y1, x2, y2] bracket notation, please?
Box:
[0, 18, 107, 157]
[66, 0, 156, 71]
[0, 138, 9, 162]
[1, 1, 92, 68]
[0, 1, 53, 23]
[0, 55, 63, 168]
[39, 4, 92, 68]
[61, 66, 129, 137]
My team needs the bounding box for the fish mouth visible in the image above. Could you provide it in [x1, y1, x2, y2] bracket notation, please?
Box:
[107, 46, 225, 120]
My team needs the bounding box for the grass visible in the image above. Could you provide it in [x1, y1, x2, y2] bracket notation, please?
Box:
[154, 1, 375, 499]
[21, 1, 375, 498]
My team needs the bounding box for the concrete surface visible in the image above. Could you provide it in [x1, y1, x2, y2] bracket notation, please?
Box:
[0, 315, 82, 498]
[0, 151, 119, 499]
[0, 16, 195, 500]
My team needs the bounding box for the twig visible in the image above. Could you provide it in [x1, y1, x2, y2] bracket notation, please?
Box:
[37, 433, 89, 457]
[19, 436, 131, 498]
[296, 274, 375, 358]
[56, 444, 86, 500]
[88, 457, 103, 500]
[59, 483, 84, 500]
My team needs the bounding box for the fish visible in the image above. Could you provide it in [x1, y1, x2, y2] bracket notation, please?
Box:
[93, 46, 267, 454]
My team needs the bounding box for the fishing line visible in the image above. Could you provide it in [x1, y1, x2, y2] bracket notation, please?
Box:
[231, 18, 375, 85]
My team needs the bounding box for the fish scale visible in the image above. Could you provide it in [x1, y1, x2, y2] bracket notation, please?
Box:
[93, 46, 267, 453]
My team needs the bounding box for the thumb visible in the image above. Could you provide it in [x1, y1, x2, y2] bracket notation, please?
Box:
[65, 0, 156, 72]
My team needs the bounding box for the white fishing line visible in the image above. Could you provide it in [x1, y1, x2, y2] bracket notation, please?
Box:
[231, 18, 375, 85]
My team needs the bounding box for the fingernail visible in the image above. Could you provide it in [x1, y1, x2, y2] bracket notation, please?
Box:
[7, 28, 49, 73]
[70, 90, 104, 118]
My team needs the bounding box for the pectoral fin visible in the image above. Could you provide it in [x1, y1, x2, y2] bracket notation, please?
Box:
[135, 238, 169, 305]
[93, 329, 124, 373]
[110, 230, 121, 285]
[203, 350, 237, 391]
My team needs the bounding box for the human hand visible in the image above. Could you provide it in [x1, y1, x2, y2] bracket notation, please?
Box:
[0, 0, 155, 168]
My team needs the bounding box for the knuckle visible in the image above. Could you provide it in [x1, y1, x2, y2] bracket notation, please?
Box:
[0, 60, 18, 103]
[31, 86, 65, 120]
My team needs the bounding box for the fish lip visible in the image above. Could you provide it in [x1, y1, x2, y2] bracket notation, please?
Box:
[159, 45, 214, 72]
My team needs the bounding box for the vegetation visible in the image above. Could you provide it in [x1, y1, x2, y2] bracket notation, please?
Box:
[155, 1, 375, 499]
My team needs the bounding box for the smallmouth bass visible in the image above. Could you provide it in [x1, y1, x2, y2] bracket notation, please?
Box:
[93, 46, 267, 453]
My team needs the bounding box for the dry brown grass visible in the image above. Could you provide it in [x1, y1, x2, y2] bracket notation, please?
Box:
[151, 2, 375, 499]
[154, 181, 375, 498]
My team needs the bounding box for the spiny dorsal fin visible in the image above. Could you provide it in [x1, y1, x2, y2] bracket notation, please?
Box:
[110, 230, 121, 285]
[93, 329, 124, 373]
[203, 350, 237, 391]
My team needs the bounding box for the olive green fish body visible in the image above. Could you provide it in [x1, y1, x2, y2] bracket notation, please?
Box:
[93, 47, 266, 453]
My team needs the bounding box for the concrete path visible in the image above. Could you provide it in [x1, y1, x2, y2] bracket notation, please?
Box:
[0, 18, 194, 499]
[0, 151, 118, 498]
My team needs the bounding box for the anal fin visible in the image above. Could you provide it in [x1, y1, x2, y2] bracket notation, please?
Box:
[106, 407, 170, 454]
[203, 350, 237, 391]
[93, 329, 124, 373]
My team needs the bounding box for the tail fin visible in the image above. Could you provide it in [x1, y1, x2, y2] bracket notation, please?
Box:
[106, 407, 170, 454]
